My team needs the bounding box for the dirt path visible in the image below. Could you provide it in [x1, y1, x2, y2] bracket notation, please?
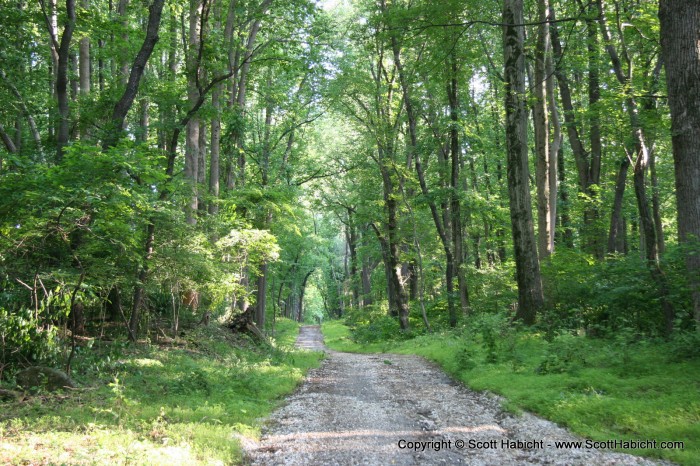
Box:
[245, 326, 666, 465]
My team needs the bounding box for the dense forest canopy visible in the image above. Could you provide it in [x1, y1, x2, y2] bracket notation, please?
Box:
[0, 0, 699, 372]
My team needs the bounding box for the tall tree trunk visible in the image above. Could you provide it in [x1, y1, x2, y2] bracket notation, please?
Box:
[55, 0, 76, 162]
[557, 145, 574, 247]
[545, 22, 560, 253]
[0, 123, 17, 158]
[503, 0, 544, 324]
[659, 0, 700, 328]
[78, 0, 90, 95]
[448, 51, 470, 316]
[209, 82, 221, 215]
[534, 0, 552, 259]
[197, 119, 207, 212]
[361, 238, 374, 308]
[255, 263, 267, 329]
[185, 0, 202, 225]
[346, 211, 360, 310]
[297, 271, 313, 323]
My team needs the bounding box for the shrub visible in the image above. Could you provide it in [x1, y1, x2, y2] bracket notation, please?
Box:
[0, 307, 61, 379]
[537, 332, 587, 374]
[351, 315, 403, 343]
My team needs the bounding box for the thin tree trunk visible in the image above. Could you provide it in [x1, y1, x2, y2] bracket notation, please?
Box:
[197, 119, 207, 212]
[209, 82, 221, 215]
[0, 122, 17, 155]
[0, 70, 43, 154]
[608, 157, 630, 254]
[117, 0, 129, 83]
[255, 263, 267, 329]
[551, 7, 602, 256]
[361, 241, 374, 308]
[185, 0, 202, 224]
[99, 0, 166, 340]
[78, 0, 90, 95]
[534, 0, 552, 259]
[545, 15, 560, 253]
[346, 212, 360, 310]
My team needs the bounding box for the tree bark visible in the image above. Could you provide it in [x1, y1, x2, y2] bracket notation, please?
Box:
[185, 0, 202, 225]
[103, 0, 166, 149]
[55, 0, 76, 162]
[346, 211, 360, 310]
[607, 157, 630, 254]
[0, 122, 17, 155]
[78, 0, 90, 95]
[545, 22, 560, 253]
[503, 0, 544, 324]
[534, 0, 552, 259]
[209, 82, 221, 215]
[659, 0, 700, 328]
[447, 51, 470, 316]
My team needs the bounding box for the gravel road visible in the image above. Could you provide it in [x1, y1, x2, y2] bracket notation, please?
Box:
[244, 326, 667, 465]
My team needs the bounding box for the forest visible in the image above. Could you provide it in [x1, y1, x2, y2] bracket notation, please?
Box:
[0, 0, 699, 464]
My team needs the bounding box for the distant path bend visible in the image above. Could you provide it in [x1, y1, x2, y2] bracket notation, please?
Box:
[245, 326, 667, 465]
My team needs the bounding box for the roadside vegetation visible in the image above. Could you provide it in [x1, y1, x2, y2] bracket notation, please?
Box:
[0, 318, 322, 465]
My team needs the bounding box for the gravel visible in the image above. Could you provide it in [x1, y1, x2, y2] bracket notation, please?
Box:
[244, 326, 670, 465]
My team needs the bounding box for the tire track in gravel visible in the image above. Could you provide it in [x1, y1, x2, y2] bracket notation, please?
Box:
[245, 326, 669, 465]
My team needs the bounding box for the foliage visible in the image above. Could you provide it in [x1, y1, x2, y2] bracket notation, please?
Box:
[0, 307, 61, 378]
[537, 332, 588, 375]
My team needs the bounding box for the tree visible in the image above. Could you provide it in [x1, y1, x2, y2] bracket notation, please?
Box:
[659, 0, 700, 328]
[503, 0, 544, 324]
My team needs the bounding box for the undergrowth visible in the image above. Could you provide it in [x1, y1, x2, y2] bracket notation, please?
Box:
[0, 318, 322, 465]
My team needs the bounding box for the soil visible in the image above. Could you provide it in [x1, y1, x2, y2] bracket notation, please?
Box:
[244, 326, 669, 465]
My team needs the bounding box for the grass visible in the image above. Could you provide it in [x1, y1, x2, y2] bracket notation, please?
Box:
[0, 318, 323, 465]
[322, 319, 700, 465]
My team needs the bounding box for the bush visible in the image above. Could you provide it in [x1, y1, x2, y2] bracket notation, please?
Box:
[667, 331, 700, 361]
[537, 332, 587, 374]
[0, 307, 61, 379]
[469, 312, 518, 364]
[540, 247, 694, 336]
[351, 315, 403, 343]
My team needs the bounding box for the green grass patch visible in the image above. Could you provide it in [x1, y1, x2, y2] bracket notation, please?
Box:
[322, 320, 699, 465]
[0, 318, 323, 465]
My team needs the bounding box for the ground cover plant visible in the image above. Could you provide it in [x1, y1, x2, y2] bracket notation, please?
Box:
[0, 318, 322, 465]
